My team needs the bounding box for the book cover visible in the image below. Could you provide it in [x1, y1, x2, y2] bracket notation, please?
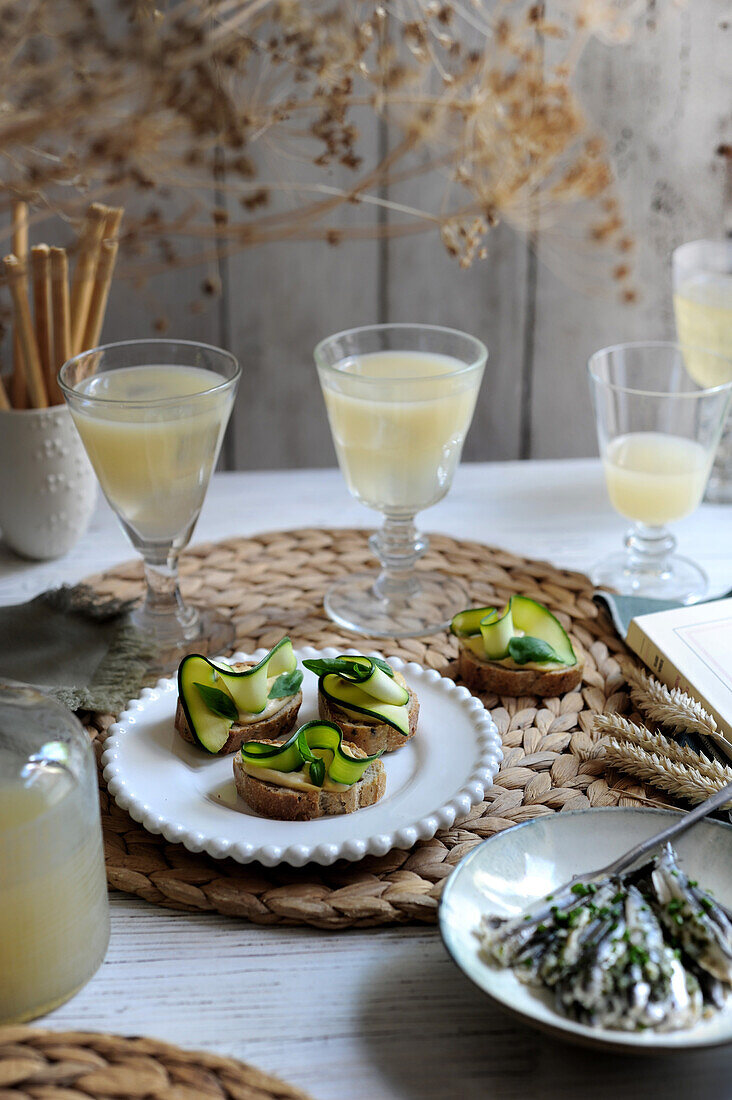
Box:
[626, 597, 732, 751]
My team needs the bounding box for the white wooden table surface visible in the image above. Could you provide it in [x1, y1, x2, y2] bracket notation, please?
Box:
[3, 460, 732, 1100]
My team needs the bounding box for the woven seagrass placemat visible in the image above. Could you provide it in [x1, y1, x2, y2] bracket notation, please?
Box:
[0, 1026, 312, 1098]
[84, 527, 671, 929]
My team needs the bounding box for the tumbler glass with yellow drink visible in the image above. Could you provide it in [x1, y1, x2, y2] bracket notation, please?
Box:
[588, 341, 732, 602]
[673, 239, 732, 503]
[0, 682, 109, 1024]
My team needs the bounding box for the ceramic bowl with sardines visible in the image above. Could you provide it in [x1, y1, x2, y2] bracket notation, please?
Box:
[439, 807, 732, 1052]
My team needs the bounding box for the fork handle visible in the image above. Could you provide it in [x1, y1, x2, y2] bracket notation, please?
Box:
[599, 779, 732, 879]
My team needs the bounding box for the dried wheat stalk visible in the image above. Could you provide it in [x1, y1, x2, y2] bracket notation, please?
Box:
[625, 664, 722, 745]
[603, 739, 732, 810]
[596, 713, 732, 787]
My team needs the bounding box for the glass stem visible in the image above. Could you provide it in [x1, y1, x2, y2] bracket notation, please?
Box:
[626, 523, 676, 575]
[370, 515, 427, 600]
[138, 548, 198, 638]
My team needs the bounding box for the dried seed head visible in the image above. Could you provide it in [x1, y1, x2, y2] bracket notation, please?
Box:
[0, 0, 643, 292]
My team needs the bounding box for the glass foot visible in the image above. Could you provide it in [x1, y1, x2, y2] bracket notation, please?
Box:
[324, 570, 469, 638]
[130, 605, 235, 679]
[591, 551, 708, 604]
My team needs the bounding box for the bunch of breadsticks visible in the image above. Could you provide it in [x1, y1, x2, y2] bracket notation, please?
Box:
[1, 202, 123, 410]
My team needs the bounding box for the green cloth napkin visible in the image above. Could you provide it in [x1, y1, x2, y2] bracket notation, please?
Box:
[593, 588, 732, 640]
[0, 585, 155, 714]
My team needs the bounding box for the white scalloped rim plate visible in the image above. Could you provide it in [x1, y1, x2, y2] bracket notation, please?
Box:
[101, 646, 502, 867]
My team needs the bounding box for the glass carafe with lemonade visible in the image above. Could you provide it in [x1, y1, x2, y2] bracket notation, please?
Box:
[315, 324, 486, 637]
[60, 341, 240, 669]
[0, 683, 109, 1024]
[588, 342, 732, 602]
[673, 239, 732, 503]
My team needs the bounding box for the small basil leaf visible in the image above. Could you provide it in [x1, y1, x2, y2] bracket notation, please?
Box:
[268, 669, 303, 699]
[296, 727, 318, 763]
[507, 636, 560, 665]
[369, 656, 395, 678]
[193, 682, 238, 722]
[302, 657, 367, 680]
[309, 758, 326, 787]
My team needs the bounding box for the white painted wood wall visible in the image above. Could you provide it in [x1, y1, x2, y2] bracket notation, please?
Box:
[96, 1, 731, 471]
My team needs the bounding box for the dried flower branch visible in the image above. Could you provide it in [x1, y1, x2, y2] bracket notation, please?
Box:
[0, 0, 647, 291]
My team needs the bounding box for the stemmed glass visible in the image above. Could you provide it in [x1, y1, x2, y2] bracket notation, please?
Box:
[588, 341, 732, 603]
[60, 340, 240, 665]
[672, 239, 732, 503]
[315, 323, 487, 637]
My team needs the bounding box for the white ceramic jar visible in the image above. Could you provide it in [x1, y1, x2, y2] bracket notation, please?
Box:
[0, 405, 97, 560]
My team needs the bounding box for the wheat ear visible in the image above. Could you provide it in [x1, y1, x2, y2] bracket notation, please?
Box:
[603, 739, 732, 809]
[595, 713, 732, 786]
[625, 664, 721, 744]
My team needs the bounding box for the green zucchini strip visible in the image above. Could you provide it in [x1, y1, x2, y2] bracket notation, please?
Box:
[450, 606, 496, 638]
[209, 637, 298, 714]
[319, 675, 410, 736]
[178, 638, 299, 754]
[303, 655, 409, 707]
[480, 605, 514, 660]
[240, 720, 381, 787]
[450, 597, 577, 667]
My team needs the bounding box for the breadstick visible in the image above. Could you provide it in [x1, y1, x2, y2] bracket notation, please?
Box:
[82, 239, 119, 351]
[50, 246, 71, 402]
[103, 205, 124, 242]
[11, 201, 28, 408]
[69, 202, 107, 355]
[4, 254, 48, 409]
[31, 244, 54, 399]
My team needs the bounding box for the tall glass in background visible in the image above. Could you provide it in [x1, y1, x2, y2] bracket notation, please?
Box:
[673, 239, 732, 502]
[0, 683, 109, 1024]
[60, 340, 240, 666]
[315, 324, 486, 637]
[588, 342, 732, 603]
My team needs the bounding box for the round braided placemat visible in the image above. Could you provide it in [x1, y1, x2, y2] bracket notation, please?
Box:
[84, 528, 672, 929]
[0, 1026, 312, 1098]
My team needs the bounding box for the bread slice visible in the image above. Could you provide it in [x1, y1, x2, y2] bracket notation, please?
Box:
[175, 660, 302, 755]
[457, 640, 584, 697]
[233, 742, 386, 820]
[317, 671, 419, 754]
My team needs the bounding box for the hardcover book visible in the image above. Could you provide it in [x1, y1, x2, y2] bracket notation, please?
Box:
[626, 597, 732, 750]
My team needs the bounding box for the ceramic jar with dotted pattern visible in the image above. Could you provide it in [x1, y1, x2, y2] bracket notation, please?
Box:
[0, 405, 97, 560]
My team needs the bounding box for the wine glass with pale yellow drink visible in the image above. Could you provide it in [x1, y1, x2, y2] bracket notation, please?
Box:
[315, 324, 486, 637]
[60, 340, 240, 665]
[673, 239, 732, 503]
[588, 341, 732, 603]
